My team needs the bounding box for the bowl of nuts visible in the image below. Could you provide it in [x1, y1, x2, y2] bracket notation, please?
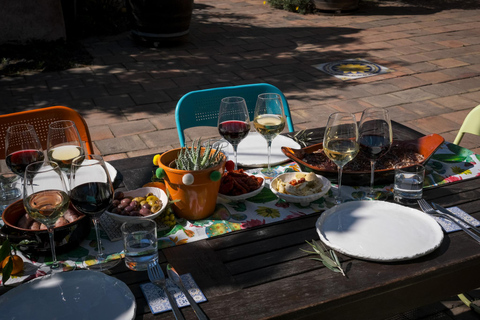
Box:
[105, 187, 168, 223]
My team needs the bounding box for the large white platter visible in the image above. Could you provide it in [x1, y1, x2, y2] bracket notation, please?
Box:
[0, 270, 136, 320]
[316, 201, 444, 262]
[227, 132, 300, 168]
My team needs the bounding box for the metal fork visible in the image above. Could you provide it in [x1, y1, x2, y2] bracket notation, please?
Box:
[418, 199, 480, 244]
[148, 262, 185, 320]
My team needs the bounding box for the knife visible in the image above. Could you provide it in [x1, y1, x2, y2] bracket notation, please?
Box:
[167, 264, 209, 320]
[432, 202, 480, 234]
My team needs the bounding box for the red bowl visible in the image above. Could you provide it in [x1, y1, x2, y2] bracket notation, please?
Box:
[1, 200, 90, 254]
[281, 133, 444, 186]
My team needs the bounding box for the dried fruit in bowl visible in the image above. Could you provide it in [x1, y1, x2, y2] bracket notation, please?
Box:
[219, 169, 263, 196]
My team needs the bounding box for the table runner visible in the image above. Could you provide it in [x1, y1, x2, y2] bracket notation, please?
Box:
[2, 142, 479, 284]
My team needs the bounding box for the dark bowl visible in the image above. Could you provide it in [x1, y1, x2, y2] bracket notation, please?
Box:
[281, 133, 444, 186]
[1, 200, 91, 254]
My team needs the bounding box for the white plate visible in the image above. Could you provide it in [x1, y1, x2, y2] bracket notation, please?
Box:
[105, 187, 168, 223]
[316, 201, 444, 262]
[0, 270, 136, 320]
[227, 132, 300, 168]
[270, 172, 331, 206]
[218, 175, 265, 201]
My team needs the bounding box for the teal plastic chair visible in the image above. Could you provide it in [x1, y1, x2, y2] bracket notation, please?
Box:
[175, 83, 295, 147]
[453, 105, 480, 145]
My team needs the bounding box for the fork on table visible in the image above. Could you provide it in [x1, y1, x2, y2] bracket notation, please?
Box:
[148, 262, 185, 320]
[417, 199, 480, 244]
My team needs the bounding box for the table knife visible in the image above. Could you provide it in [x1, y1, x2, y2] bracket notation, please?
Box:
[167, 264, 208, 320]
[432, 202, 480, 234]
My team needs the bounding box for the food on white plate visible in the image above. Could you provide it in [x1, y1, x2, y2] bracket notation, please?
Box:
[109, 191, 163, 217]
[219, 169, 264, 196]
[274, 172, 324, 196]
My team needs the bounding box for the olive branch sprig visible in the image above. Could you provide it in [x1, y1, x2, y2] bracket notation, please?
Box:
[300, 240, 346, 277]
[290, 130, 312, 147]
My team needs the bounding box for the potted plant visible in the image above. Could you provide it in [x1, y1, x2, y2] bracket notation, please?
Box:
[154, 140, 226, 221]
[127, 0, 194, 43]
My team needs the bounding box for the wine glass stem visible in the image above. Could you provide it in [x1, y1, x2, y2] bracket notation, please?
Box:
[369, 160, 376, 196]
[92, 217, 104, 259]
[233, 145, 239, 170]
[267, 140, 272, 171]
[337, 166, 344, 204]
[47, 226, 59, 269]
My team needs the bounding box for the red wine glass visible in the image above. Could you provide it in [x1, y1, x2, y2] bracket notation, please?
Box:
[358, 108, 392, 200]
[70, 154, 119, 270]
[5, 124, 44, 179]
[218, 96, 250, 170]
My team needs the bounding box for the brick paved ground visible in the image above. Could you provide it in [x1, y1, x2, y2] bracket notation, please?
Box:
[1, 0, 480, 318]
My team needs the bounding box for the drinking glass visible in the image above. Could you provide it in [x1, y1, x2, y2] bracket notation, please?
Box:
[323, 112, 359, 204]
[23, 161, 70, 272]
[47, 120, 85, 173]
[254, 93, 286, 177]
[70, 154, 119, 270]
[218, 96, 250, 170]
[5, 124, 44, 179]
[359, 108, 392, 200]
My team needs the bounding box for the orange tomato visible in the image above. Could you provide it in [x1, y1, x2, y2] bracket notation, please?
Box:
[143, 181, 167, 193]
[1, 255, 24, 275]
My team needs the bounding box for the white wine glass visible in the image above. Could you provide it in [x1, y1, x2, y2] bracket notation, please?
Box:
[23, 161, 70, 273]
[254, 93, 286, 177]
[218, 96, 251, 170]
[323, 112, 359, 204]
[5, 124, 45, 180]
[47, 120, 85, 173]
[70, 154, 119, 270]
[359, 108, 393, 200]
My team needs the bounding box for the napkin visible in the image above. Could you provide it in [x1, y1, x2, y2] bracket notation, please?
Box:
[432, 206, 480, 233]
[141, 273, 207, 314]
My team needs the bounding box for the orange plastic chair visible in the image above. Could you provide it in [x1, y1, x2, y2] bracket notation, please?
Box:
[0, 106, 94, 159]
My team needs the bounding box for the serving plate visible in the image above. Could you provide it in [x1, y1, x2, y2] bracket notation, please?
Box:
[270, 172, 331, 206]
[316, 201, 444, 262]
[0, 270, 136, 320]
[218, 175, 265, 201]
[282, 133, 444, 186]
[227, 132, 300, 168]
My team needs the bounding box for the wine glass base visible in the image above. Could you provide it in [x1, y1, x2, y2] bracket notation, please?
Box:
[83, 257, 121, 271]
[39, 262, 75, 274]
[260, 167, 281, 178]
[364, 190, 389, 201]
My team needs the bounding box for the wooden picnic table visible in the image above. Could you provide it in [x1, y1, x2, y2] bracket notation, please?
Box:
[3, 122, 479, 320]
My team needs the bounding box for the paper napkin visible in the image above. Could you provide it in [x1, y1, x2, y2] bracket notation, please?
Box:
[141, 273, 207, 314]
[432, 206, 480, 233]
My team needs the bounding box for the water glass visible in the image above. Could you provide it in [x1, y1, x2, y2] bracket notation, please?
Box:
[394, 163, 425, 206]
[121, 219, 158, 271]
[0, 172, 22, 213]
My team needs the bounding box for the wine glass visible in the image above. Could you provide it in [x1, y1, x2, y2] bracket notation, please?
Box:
[47, 120, 85, 173]
[5, 124, 45, 179]
[254, 93, 286, 177]
[23, 161, 70, 273]
[323, 112, 359, 204]
[359, 108, 393, 200]
[69, 154, 119, 270]
[218, 96, 251, 170]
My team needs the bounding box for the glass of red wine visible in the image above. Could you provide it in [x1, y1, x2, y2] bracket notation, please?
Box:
[23, 161, 70, 273]
[5, 124, 45, 180]
[218, 96, 251, 170]
[358, 108, 393, 200]
[70, 154, 119, 270]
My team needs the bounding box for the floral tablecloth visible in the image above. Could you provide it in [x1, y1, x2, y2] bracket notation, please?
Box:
[2, 142, 480, 285]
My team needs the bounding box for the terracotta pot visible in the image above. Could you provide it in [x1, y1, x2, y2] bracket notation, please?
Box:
[313, 0, 359, 12]
[158, 148, 226, 220]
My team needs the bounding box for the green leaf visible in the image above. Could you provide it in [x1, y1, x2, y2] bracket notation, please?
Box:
[0, 239, 11, 262]
[302, 240, 346, 277]
[431, 154, 468, 163]
[2, 258, 13, 285]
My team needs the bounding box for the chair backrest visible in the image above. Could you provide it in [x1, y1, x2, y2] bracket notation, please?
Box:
[175, 83, 295, 147]
[453, 104, 480, 145]
[0, 106, 94, 159]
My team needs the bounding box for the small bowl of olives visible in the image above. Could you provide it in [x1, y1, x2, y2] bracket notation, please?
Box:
[105, 187, 168, 223]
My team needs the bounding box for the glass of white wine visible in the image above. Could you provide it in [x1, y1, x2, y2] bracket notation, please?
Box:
[254, 93, 286, 177]
[47, 120, 85, 173]
[23, 161, 70, 272]
[323, 112, 359, 204]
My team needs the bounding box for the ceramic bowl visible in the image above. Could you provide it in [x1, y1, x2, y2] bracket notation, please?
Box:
[270, 172, 331, 206]
[218, 176, 265, 201]
[281, 133, 444, 186]
[105, 187, 168, 223]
